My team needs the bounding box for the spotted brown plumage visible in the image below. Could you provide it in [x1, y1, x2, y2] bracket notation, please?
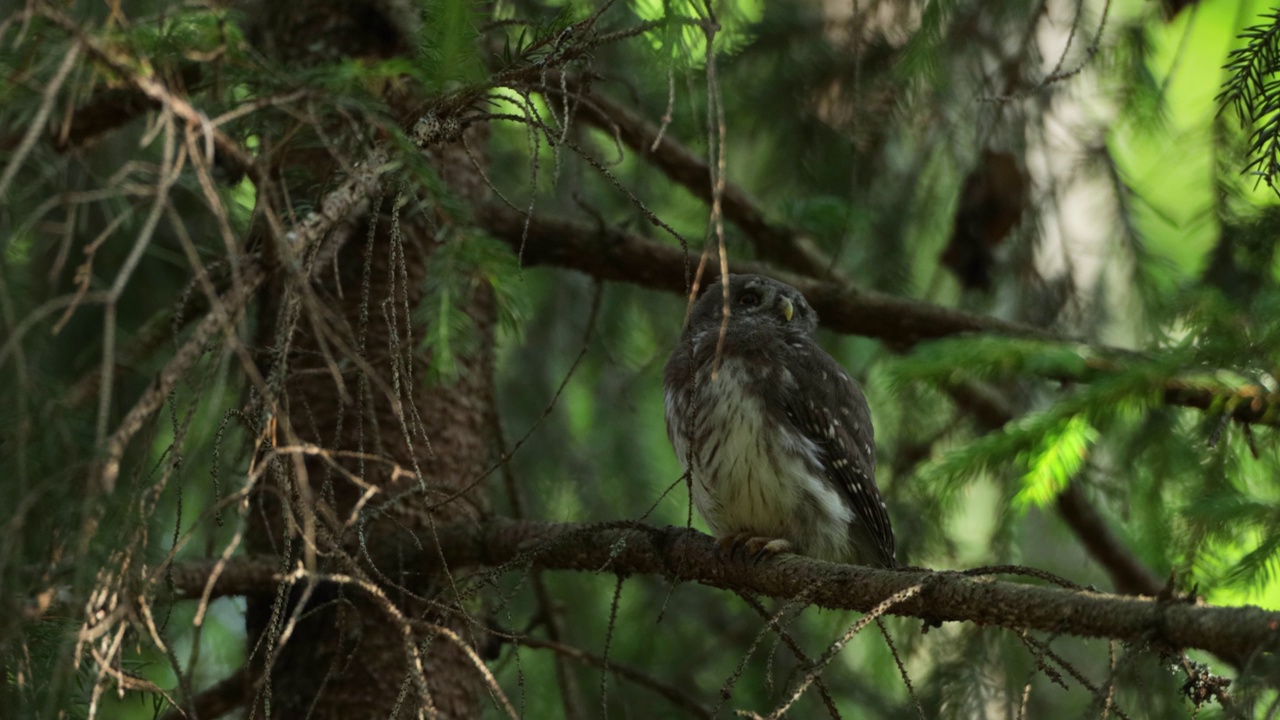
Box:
[663, 274, 896, 568]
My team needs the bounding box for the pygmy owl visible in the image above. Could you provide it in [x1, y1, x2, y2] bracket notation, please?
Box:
[663, 274, 896, 568]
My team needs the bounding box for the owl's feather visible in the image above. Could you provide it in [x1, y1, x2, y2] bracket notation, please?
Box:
[663, 274, 896, 568]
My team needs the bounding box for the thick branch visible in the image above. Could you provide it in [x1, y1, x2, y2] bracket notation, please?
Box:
[481, 201, 1048, 346]
[165, 519, 1280, 664]
[478, 202, 1280, 427]
[517, 86, 1280, 429]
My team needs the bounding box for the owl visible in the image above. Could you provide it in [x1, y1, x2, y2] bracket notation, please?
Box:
[663, 274, 896, 568]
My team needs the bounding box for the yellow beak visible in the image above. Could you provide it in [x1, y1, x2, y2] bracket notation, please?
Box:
[780, 297, 794, 322]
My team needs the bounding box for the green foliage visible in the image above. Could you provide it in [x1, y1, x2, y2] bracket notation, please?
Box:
[312, 56, 423, 91]
[4, 617, 88, 719]
[416, 232, 528, 383]
[887, 336, 1093, 386]
[910, 401, 1100, 508]
[495, 6, 576, 69]
[1110, 23, 1167, 132]
[782, 195, 862, 247]
[419, 0, 485, 91]
[9, 0, 1280, 717]
[1187, 489, 1280, 586]
[1014, 414, 1097, 509]
[121, 10, 243, 65]
[897, 0, 956, 83]
[1219, 10, 1280, 192]
[630, 0, 764, 66]
[905, 322, 1280, 596]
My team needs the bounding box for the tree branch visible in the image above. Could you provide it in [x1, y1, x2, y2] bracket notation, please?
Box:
[511, 85, 1280, 430]
[1055, 484, 1164, 597]
[40, 8, 260, 184]
[479, 201, 1280, 426]
[163, 519, 1280, 665]
[514, 635, 712, 718]
[479, 200, 1050, 345]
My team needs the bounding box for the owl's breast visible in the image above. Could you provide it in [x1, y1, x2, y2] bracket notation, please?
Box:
[683, 359, 822, 537]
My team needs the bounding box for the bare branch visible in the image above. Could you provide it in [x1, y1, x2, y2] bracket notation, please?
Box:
[39, 8, 260, 184]
[559, 80, 836, 279]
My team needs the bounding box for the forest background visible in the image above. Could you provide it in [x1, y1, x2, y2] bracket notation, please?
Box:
[4, 0, 1280, 717]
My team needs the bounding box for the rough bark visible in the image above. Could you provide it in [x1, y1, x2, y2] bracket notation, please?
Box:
[246, 212, 494, 717]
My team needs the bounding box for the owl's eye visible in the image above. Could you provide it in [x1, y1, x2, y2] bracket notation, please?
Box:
[738, 291, 761, 307]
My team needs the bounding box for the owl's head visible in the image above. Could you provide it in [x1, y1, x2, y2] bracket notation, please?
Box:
[688, 274, 818, 337]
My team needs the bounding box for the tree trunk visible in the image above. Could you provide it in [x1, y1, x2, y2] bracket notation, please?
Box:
[246, 181, 495, 718]
[240, 3, 494, 716]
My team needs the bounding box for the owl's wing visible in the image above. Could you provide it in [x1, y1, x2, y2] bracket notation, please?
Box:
[771, 342, 896, 568]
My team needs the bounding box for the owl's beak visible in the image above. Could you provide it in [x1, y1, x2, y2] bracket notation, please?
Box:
[779, 296, 794, 322]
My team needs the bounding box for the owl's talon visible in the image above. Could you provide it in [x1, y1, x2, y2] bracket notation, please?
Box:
[716, 534, 792, 562]
[716, 534, 747, 559]
[744, 537, 792, 560]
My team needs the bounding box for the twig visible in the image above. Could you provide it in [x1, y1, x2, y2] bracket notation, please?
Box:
[158, 668, 247, 720]
[514, 635, 713, 718]
[541, 77, 838, 279]
[39, 8, 260, 183]
[758, 584, 922, 719]
[494, 412, 586, 720]
[100, 266, 264, 493]
[0, 43, 80, 199]
[734, 592, 842, 719]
